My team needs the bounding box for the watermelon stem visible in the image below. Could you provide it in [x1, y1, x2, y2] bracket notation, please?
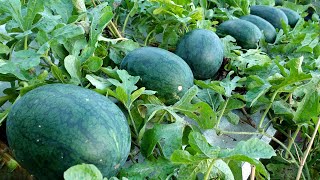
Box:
[285, 125, 301, 159]
[128, 110, 138, 137]
[258, 90, 279, 129]
[216, 98, 229, 128]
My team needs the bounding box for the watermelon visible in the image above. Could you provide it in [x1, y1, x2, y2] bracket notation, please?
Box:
[175, 29, 224, 80]
[250, 5, 289, 29]
[216, 19, 262, 49]
[240, 15, 277, 43]
[6, 84, 131, 179]
[120, 47, 194, 105]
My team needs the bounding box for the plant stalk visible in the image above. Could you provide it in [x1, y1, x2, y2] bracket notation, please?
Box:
[144, 30, 155, 46]
[285, 125, 301, 159]
[218, 130, 261, 136]
[216, 98, 229, 128]
[128, 108, 138, 137]
[24, 36, 28, 50]
[204, 159, 216, 180]
[258, 90, 278, 129]
[262, 132, 297, 164]
[91, 0, 96, 7]
[296, 117, 320, 180]
[110, 21, 123, 38]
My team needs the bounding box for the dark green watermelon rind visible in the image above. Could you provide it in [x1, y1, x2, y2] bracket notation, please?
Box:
[6, 84, 131, 179]
[240, 15, 277, 43]
[120, 47, 194, 105]
[279, 7, 301, 27]
[216, 19, 262, 49]
[250, 5, 289, 29]
[175, 29, 224, 80]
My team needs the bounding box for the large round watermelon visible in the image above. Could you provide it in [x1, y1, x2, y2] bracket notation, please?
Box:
[175, 29, 224, 80]
[120, 47, 194, 105]
[6, 84, 131, 179]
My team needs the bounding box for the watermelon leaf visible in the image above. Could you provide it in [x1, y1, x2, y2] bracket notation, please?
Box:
[141, 120, 185, 158]
[44, 0, 73, 23]
[272, 57, 311, 90]
[219, 138, 276, 159]
[119, 158, 177, 179]
[173, 86, 217, 129]
[64, 55, 82, 85]
[23, 0, 44, 30]
[0, 43, 9, 54]
[0, 0, 24, 30]
[219, 71, 242, 97]
[293, 75, 320, 124]
[80, 3, 113, 62]
[188, 132, 220, 158]
[86, 74, 111, 90]
[82, 56, 103, 72]
[64, 164, 103, 180]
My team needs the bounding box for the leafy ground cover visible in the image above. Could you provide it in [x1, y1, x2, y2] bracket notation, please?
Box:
[0, 0, 319, 179]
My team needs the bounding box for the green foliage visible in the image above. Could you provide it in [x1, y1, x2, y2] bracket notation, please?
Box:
[64, 164, 105, 180]
[0, 0, 319, 179]
[171, 132, 275, 179]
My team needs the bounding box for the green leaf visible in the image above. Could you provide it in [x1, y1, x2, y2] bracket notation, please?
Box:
[196, 88, 224, 110]
[11, 50, 40, 70]
[219, 138, 276, 159]
[51, 24, 85, 43]
[171, 150, 199, 164]
[0, 0, 24, 30]
[253, 0, 275, 5]
[24, 0, 44, 30]
[86, 74, 111, 90]
[33, 8, 61, 32]
[72, 0, 87, 14]
[64, 164, 103, 180]
[88, 3, 113, 47]
[0, 50, 41, 80]
[131, 87, 146, 103]
[195, 80, 225, 95]
[130, 87, 155, 104]
[80, 3, 113, 62]
[64, 55, 82, 84]
[0, 33, 13, 42]
[225, 0, 250, 15]
[51, 64, 65, 83]
[108, 40, 140, 64]
[266, 163, 297, 180]
[220, 71, 242, 97]
[175, 159, 211, 180]
[213, 159, 235, 180]
[82, 56, 103, 72]
[119, 158, 177, 179]
[44, 0, 73, 23]
[293, 76, 320, 124]
[115, 86, 128, 105]
[231, 49, 272, 73]
[108, 70, 139, 95]
[0, 43, 9, 54]
[224, 154, 269, 179]
[273, 57, 311, 90]
[226, 111, 240, 125]
[174, 86, 217, 129]
[272, 100, 294, 117]
[228, 160, 243, 180]
[224, 98, 245, 112]
[188, 131, 219, 158]
[246, 83, 271, 107]
[141, 120, 185, 158]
